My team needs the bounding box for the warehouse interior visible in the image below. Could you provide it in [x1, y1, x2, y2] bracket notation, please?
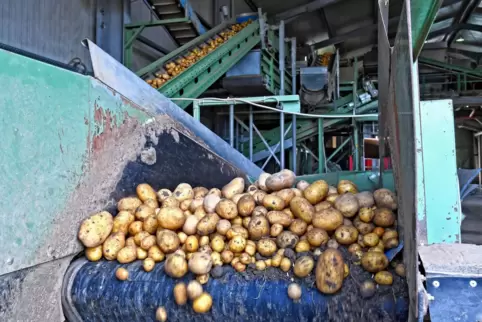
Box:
[1, 0, 482, 321]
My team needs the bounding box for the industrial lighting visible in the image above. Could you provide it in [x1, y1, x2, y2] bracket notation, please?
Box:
[304, 56, 307, 61]
[456, 37, 465, 42]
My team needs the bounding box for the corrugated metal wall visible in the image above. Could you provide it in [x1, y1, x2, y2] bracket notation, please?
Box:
[0, 0, 96, 68]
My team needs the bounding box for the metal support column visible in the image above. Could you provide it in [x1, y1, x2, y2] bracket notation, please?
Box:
[229, 104, 234, 147]
[353, 119, 360, 171]
[327, 137, 351, 162]
[236, 120, 240, 150]
[279, 20, 285, 169]
[352, 56, 360, 171]
[193, 101, 200, 121]
[318, 118, 325, 173]
[249, 106, 254, 161]
[291, 37, 297, 173]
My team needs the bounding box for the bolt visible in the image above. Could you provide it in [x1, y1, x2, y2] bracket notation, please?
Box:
[432, 280, 440, 288]
[470, 280, 477, 287]
[6, 257, 14, 265]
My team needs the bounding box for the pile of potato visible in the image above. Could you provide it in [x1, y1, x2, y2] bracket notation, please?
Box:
[78, 169, 403, 319]
[146, 20, 252, 89]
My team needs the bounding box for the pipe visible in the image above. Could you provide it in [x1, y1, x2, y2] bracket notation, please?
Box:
[279, 20, 285, 169]
[229, 104, 234, 147]
[249, 106, 254, 161]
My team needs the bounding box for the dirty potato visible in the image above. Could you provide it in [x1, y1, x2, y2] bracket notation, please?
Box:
[143, 215, 158, 234]
[356, 191, 375, 208]
[303, 180, 329, 205]
[373, 188, 398, 210]
[293, 256, 315, 277]
[315, 201, 332, 212]
[197, 213, 220, 236]
[165, 253, 188, 278]
[162, 196, 180, 208]
[252, 206, 268, 217]
[375, 271, 393, 285]
[222, 177, 245, 199]
[290, 197, 315, 223]
[312, 208, 344, 231]
[253, 190, 267, 205]
[373, 208, 396, 227]
[157, 230, 180, 254]
[204, 194, 221, 213]
[118, 197, 142, 212]
[238, 195, 256, 216]
[148, 245, 165, 262]
[112, 211, 135, 234]
[276, 231, 299, 249]
[229, 235, 247, 253]
[363, 232, 380, 247]
[157, 189, 172, 203]
[117, 245, 137, 264]
[296, 180, 310, 191]
[157, 206, 186, 230]
[353, 217, 375, 235]
[135, 204, 155, 221]
[337, 180, 358, 194]
[361, 251, 389, 272]
[188, 252, 213, 275]
[248, 215, 270, 240]
[334, 225, 359, 245]
[137, 183, 157, 202]
[173, 183, 194, 202]
[102, 232, 126, 260]
[193, 187, 209, 199]
[315, 248, 345, 294]
[266, 211, 293, 227]
[257, 238, 277, 256]
[289, 219, 308, 236]
[359, 207, 375, 223]
[265, 169, 296, 191]
[257, 173, 271, 191]
[276, 188, 296, 204]
[216, 199, 238, 219]
[262, 194, 286, 211]
[85, 245, 103, 261]
[306, 228, 329, 247]
[325, 194, 339, 205]
[226, 225, 249, 239]
[334, 193, 359, 218]
[78, 211, 114, 248]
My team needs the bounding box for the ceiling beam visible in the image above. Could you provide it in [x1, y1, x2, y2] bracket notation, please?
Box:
[430, 23, 482, 38]
[274, 0, 342, 22]
[446, 0, 482, 45]
[243, 0, 258, 12]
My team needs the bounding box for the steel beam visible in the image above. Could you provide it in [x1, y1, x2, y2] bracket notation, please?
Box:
[410, 0, 443, 59]
[419, 56, 482, 78]
[274, 0, 342, 22]
[429, 23, 482, 39]
[446, 0, 481, 45]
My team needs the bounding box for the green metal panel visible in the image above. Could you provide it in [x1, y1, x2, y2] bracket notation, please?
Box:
[410, 0, 443, 59]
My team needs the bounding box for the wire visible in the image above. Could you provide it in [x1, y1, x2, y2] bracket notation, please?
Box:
[170, 97, 378, 119]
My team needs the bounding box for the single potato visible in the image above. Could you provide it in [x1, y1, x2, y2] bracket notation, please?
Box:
[374, 188, 398, 210]
[337, 180, 358, 194]
[118, 197, 142, 212]
[157, 230, 180, 254]
[188, 252, 213, 274]
[361, 251, 389, 273]
[316, 248, 345, 294]
[238, 195, 256, 216]
[355, 191, 375, 208]
[334, 193, 359, 218]
[197, 213, 220, 236]
[137, 183, 157, 202]
[293, 256, 315, 277]
[306, 228, 329, 247]
[265, 169, 296, 192]
[117, 245, 137, 264]
[266, 211, 293, 227]
[303, 180, 329, 205]
[276, 231, 299, 249]
[173, 183, 194, 202]
[165, 253, 188, 278]
[78, 211, 114, 248]
[334, 225, 359, 245]
[257, 238, 277, 256]
[257, 173, 271, 191]
[373, 208, 396, 227]
[312, 208, 344, 231]
[374, 271, 393, 285]
[112, 211, 135, 234]
[102, 232, 126, 260]
[204, 194, 221, 213]
[290, 197, 315, 223]
[262, 194, 286, 211]
[216, 199, 238, 219]
[157, 206, 186, 230]
[248, 215, 270, 240]
[276, 188, 296, 204]
[289, 219, 308, 236]
[222, 177, 245, 199]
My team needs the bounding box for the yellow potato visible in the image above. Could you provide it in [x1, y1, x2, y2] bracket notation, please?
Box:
[374, 271, 393, 285]
[292, 188, 303, 197]
[373, 227, 385, 237]
[144, 198, 159, 209]
[248, 215, 270, 240]
[126, 237, 136, 247]
[78, 211, 114, 247]
[359, 207, 375, 223]
[262, 194, 286, 211]
[290, 197, 315, 223]
[361, 251, 389, 272]
[222, 177, 245, 199]
[117, 245, 137, 263]
[373, 188, 398, 210]
[148, 245, 165, 262]
[210, 236, 225, 252]
[157, 230, 180, 254]
[312, 208, 344, 231]
[174, 283, 188, 305]
[162, 196, 180, 208]
[303, 180, 329, 205]
[157, 206, 186, 230]
[363, 233, 380, 247]
[266, 211, 293, 227]
[180, 199, 192, 211]
[192, 292, 213, 313]
[189, 197, 205, 212]
[216, 219, 231, 235]
[193, 187, 209, 199]
[226, 225, 249, 239]
[112, 211, 135, 234]
[208, 188, 222, 197]
[314, 201, 332, 212]
[334, 193, 359, 218]
[265, 169, 296, 191]
[216, 199, 238, 219]
[85, 245, 103, 261]
[197, 213, 220, 236]
[257, 173, 271, 191]
[221, 250, 234, 264]
[143, 257, 155, 272]
[188, 252, 213, 274]
[157, 189, 172, 203]
[229, 235, 247, 253]
[382, 229, 399, 242]
[337, 180, 358, 194]
[141, 235, 157, 250]
[315, 248, 345, 294]
[348, 243, 362, 254]
[253, 190, 267, 205]
[173, 183, 194, 202]
[257, 238, 277, 256]
[280, 258, 291, 272]
[116, 267, 129, 280]
[128, 221, 143, 236]
[353, 216, 375, 234]
[290, 219, 308, 236]
[134, 231, 150, 246]
[373, 208, 396, 227]
[276, 188, 296, 204]
[143, 215, 158, 234]
[294, 256, 315, 277]
[295, 240, 311, 252]
[384, 238, 399, 249]
[102, 232, 126, 260]
[137, 183, 157, 201]
[276, 231, 299, 249]
[355, 191, 375, 208]
[334, 225, 359, 245]
[306, 228, 329, 247]
[134, 204, 155, 221]
[118, 197, 142, 212]
[237, 195, 256, 216]
[325, 194, 338, 205]
[164, 253, 188, 278]
[270, 223, 284, 237]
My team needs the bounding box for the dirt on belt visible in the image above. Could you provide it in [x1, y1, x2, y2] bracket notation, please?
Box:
[211, 246, 409, 322]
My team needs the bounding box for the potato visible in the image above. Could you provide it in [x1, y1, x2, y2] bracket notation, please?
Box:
[173, 283, 188, 305]
[284, 208, 294, 218]
[374, 188, 398, 210]
[213, 219, 229, 235]
[156, 306, 167, 322]
[247, 185, 258, 195]
[117, 245, 137, 263]
[203, 194, 221, 213]
[148, 245, 165, 262]
[255, 260, 267, 270]
[306, 228, 329, 246]
[194, 207, 207, 220]
[78, 211, 114, 247]
[314, 201, 331, 212]
[373, 208, 396, 227]
[182, 215, 199, 235]
[382, 229, 398, 242]
[290, 197, 315, 223]
[208, 188, 222, 197]
[157, 189, 172, 202]
[295, 240, 311, 252]
[280, 258, 291, 272]
[85, 245, 103, 261]
[157, 207, 185, 230]
[276, 188, 296, 204]
[312, 208, 343, 231]
[126, 237, 136, 247]
[292, 188, 303, 197]
[359, 207, 375, 223]
[252, 206, 268, 217]
[142, 216, 157, 234]
[180, 199, 192, 211]
[253, 190, 267, 205]
[293, 256, 315, 277]
[193, 187, 209, 199]
[113, 211, 135, 234]
[162, 196, 180, 208]
[143, 257, 155, 272]
[118, 197, 142, 212]
[373, 227, 385, 237]
[116, 267, 129, 280]
[337, 180, 358, 194]
[231, 216, 243, 226]
[229, 235, 247, 253]
[385, 238, 399, 249]
[216, 199, 238, 219]
[137, 183, 157, 202]
[360, 280, 376, 298]
[289, 219, 308, 236]
[334, 225, 358, 245]
[230, 193, 244, 204]
[144, 198, 159, 209]
[361, 251, 389, 272]
[226, 225, 249, 239]
[238, 195, 256, 216]
[258, 173, 271, 191]
[276, 231, 299, 249]
[353, 217, 375, 235]
[344, 264, 350, 278]
[355, 191, 375, 208]
[140, 235, 157, 250]
[262, 194, 286, 211]
[184, 235, 199, 252]
[395, 263, 406, 277]
[348, 243, 362, 253]
[157, 230, 180, 254]
[245, 243, 256, 256]
[257, 238, 277, 256]
[315, 248, 345, 294]
[268, 223, 282, 237]
[375, 271, 393, 285]
[243, 216, 251, 229]
[197, 213, 220, 236]
[187, 280, 203, 300]
[296, 180, 310, 191]
[363, 233, 380, 247]
[134, 204, 155, 221]
[210, 236, 225, 253]
[189, 197, 204, 212]
[197, 273, 210, 284]
[172, 183, 194, 202]
[248, 215, 270, 240]
[188, 252, 213, 274]
[199, 236, 210, 247]
[193, 292, 213, 313]
[239, 252, 251, 265]
[334, 193, 359, 218]
[221, 250, 234, 264]
[222, 177, 245, 199]
[266, 211, 293, 227]
[165, 253, 188, 278]
[288, 283, 302, 301]
[303, 180, 329, 205]
[266, 169, 296, 191]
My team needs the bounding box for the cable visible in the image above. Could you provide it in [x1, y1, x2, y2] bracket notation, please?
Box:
[170, 97, 378, 119]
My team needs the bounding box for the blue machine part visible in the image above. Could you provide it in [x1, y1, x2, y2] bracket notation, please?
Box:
[457, 168, 481, 200]
[226, 50, 262, 77]
[300, 67, 328, 92]
[63, 259, 409, 322]
[236, 13, 258, 23]
[426, 276, 482, 322]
